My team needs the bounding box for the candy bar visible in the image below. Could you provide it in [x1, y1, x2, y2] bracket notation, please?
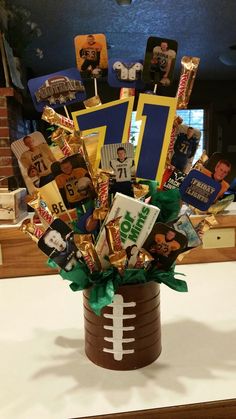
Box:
[95, 193, 160, 268]
[176, 56, 200, 109]
[42, 106, 74, 133]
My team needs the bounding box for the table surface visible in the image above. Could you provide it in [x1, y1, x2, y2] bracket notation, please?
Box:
[0, 261, 236, 419]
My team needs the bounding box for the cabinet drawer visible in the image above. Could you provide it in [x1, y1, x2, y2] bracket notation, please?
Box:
[202, 228, 235, 249]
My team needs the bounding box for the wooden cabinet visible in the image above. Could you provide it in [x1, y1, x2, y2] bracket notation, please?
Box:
[0, 226, 56, 278]
[177, 212, 236, 264]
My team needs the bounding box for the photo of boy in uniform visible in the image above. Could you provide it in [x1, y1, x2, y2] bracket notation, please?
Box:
[171, 127, 199, 173]
[80, 34, 102, 75]
[201, 158, 231, 200]
[150, 40, 176, 85]
[144, 223, 187, 269]
[38, 219, 82, 271]
[109, 146, 136, 197]
[11, 131, 56, 193]
[142, 36, 178, 85]
[74, 33, 109, 79]
[52, 155, 95, 208]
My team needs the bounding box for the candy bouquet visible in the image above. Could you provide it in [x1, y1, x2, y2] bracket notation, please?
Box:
[11, 33, 235, 369]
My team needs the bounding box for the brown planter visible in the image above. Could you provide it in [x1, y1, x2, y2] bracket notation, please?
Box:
[83, 281, 161, 370]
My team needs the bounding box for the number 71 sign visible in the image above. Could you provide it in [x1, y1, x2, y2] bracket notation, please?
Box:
[72, 93, 177, 183]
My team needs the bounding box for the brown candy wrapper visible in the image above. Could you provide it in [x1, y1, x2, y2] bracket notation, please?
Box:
[20, 218, 44, 243]
[83, 95, 102, 108]
[79, 240, 101, 273]
[93, 171, 110, 220]
[134, 248, 154, 269]
[176, 56, 200, 109]
[42, 106, 74, 133]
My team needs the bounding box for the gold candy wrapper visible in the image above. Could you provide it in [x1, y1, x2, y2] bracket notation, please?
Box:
[20, 219, 44, 243]
[192, 150, 209, 171]
[28, 192, 54, 228]
[134, 248, 154, 269]
[176, 56, 200, 109]
[51, 128, 72, 157]
[105, 217, 128, 273]
[79, 240, 101, 273]
[42, 106, 74, 133]
[194, 214, 218, 240]
[83, 95, 102, 108]
[74, 233, 93, 247]
[167, 115, 183, 156]
[93, 171, 110, 220]
[105, 217, 123, 254]
[109, 250, 128, 274]
[133, 183, 150, 200]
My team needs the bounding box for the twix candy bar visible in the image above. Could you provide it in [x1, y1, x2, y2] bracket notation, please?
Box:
[20, 218, 44, 243]
[42, 106, 74, 133]
[28, 192, 54, 228]
[93, 171, 110, 220]
[176, 56, 200, 109]
[105, 217, 127, 273]
[51, 128, 72, 157]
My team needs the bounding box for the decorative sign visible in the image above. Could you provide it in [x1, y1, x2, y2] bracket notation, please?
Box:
[72, 94, 177, 183]
[163, 169, 186, 190]
[74, 33, 108, 79]
[142, 36, 178, 85]
[72, 96, 134, 169]
[28, 68, 86, 112]
[135, 94, 177, 183]
[108, 58, 144, 89]
[179, 169, 221, 211]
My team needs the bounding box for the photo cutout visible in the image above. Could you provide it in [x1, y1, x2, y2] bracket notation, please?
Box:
[51, 153, 96, 209]
[200, 152, 235, 200]
[38, 218, 82, 271]
[74, 33, 108, 79]
[108, 58, 144, 89]
[142, 36, 178, 85]
[170, 124, 201, 174]
[170, 214, 202, 248]
[101, 142, 136, 197]
[162, 169, 187, 191]
[143, 222, 187, 270]
[11, 131, 56, 193]
[179, 169, 221, 211]
[28, 68, 86, 112]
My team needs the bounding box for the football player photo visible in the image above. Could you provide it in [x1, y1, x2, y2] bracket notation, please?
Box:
[144, 222, 187, 270]
[101, 143, 136, 197]
[142, 36, 178, 86]
[51, 153, 95, 208]
[38, 219, 82, 272]
[11, 131, 56, 193]
[74, 33, 108, 79]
